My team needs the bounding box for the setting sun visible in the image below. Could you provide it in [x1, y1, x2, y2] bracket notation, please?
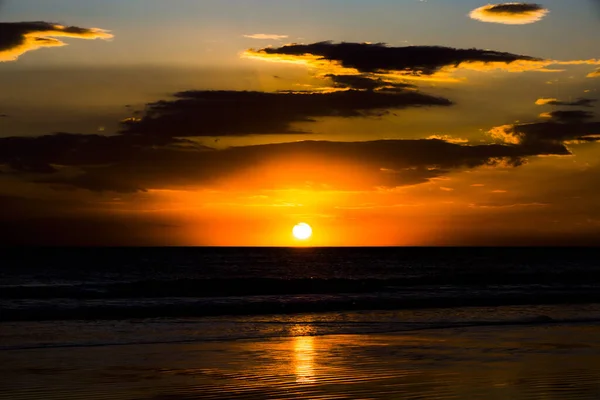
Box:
[293, 223, 313, 241]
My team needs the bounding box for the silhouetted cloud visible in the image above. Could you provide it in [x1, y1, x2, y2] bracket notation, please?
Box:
[244, 42, 599, 81]
[3, 90, 597, 193]
[1, 81, 597, 194]
[245, 42, 542, 76]
[535, 98, 597, 107]
[243, 33, 288, 40]
[0, 21, 113, 62]
[4, 119, 592, 194]
[325, 74, 416, 91]
[1, 135, 546, 192]
[0, 133, 208, 174]
[489, 114, 600, 150]
[539, 110, 595, 122]
[121, 89, 452, 137]
[469, 3, 549, 25]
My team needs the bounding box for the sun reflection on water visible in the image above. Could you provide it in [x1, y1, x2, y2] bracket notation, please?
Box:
[294, 335, 315, 384]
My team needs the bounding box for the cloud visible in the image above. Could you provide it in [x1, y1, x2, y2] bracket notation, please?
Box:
[3, 89, 597, 193]
[0, 21, 113, 62]
[325, 74, 416, 91]
[244, 42, 599, 81]
[0, 135, 543, 193]
[535, 98, 597, 107]
[427, 135, 469, 144]
[539, 110, 595, 122]
[469, 3, 549, 25]
[245, 41, 541, 75]
[243, 33, 288, 40]
[588, 69, 600, 78]
[121, 89, 452, 137]
[0, 133, 207, 174]
[3, 111, 598, 193]
[489, 113, 600, 151]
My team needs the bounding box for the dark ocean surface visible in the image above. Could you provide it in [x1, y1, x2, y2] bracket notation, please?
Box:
[2, 247, 600, 323]
[3, 247, 600, 399]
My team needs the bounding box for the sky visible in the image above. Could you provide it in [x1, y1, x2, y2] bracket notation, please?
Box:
[0, 0, 599, 246]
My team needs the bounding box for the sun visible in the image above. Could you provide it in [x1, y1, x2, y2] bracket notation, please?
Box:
[292, 223, 313, 240]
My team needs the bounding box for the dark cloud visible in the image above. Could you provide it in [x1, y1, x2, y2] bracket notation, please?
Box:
[536, 98, 597, 107]
[490, 117, 600, 149]
[0, 21, 112, 62]
[3, 94, 598, 193]
[3, 113, 598, 193]
[540, 110, 596, 123]
[0, 130, 569, 193]
[1, 83, 596, 194]
[121, 89, 452, 137]
[58, 139, 534, 192]
[246, 42, 600, 79]
[325, 74, 416, 91]
[484, 3, 546, 14]
[0, 133, 209, 174]
[246, 41, 542, 76]
[469, 3, 549, 24]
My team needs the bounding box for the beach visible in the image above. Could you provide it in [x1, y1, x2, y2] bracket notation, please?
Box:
[2, 318, 600, 400]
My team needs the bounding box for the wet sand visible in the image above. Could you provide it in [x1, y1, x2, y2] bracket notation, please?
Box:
[2, 323, 600, 399]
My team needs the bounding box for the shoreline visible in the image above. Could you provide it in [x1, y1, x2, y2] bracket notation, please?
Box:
[2, 322, 600, 399]
[2, 303, 600, 350]
[3, 316, 600, 353]
[4, 295, 600, 323]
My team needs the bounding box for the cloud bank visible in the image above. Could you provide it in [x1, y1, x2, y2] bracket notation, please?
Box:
[121, 89, 452, 137]
[0, 135, 538, 193]
[3, 110, 598, 193]
[0, 21, 113, 62]
[2, 78, 598, 193]
[245, 42, 541, 76]
[244, 42, 599, 82]
[469, 3, 549, 25]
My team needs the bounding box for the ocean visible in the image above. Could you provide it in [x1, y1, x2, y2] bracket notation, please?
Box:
[2, 247, 600, 347]
[3, 247, 600, 399]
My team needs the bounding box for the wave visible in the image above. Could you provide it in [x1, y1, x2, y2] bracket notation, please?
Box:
[2, 276, 600, 299]
[3, 289, 600, 321]
[3, 314, 600, 351]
